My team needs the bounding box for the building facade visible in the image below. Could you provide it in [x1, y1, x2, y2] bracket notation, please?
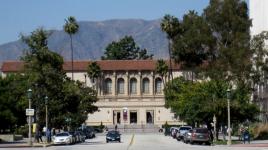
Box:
[250, 0, 268, 123]
[1, 60, 187, 127]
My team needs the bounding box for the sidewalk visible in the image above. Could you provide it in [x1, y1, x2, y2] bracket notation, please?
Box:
[232, 140, 268, 147]
[0, 138, 52, 148]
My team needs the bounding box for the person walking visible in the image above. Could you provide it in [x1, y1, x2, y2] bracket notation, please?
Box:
[115, 124, 118, 131]
[38, 129, 43, 143]
[243, 128, 250, 144]
[46, 128, 51, 143]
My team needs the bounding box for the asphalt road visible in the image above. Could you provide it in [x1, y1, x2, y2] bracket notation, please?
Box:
[1, 133, 268, 150]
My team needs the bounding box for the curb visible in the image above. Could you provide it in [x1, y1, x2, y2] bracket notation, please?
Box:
[0, 144, 52, 148]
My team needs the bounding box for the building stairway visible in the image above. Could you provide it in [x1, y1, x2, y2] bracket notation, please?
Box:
[106, 124, 160, 133]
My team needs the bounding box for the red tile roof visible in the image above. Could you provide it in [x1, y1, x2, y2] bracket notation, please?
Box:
[1, 60, 181, 72]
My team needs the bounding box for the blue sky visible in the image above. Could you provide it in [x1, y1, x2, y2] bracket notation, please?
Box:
[0, 0, 211, 44]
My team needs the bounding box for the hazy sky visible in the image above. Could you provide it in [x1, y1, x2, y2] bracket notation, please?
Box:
[0, 0, 211, 44]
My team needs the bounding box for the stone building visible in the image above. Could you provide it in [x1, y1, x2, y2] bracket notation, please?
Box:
[1, 60, 186, 127]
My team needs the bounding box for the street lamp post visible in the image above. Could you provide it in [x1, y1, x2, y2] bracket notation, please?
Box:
[27, 89, 32, 146]
[45, 96, 48, 143]
[227, 88, 231, 146]
[212, 94, 216, 142]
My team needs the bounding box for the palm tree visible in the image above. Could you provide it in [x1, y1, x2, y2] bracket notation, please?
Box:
[87, 61, 101, 92]
[64, 16, 79, 80]
[156, 59, 168, 85]
[161, 15, 180, 81]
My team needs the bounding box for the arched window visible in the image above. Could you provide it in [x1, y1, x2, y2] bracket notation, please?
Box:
[142, 78, 150, 94]
[117, 78, 124, 94]
[104, 78, 112, 94]
[130, 78, 137, 94]
[155, 78, 162, 94]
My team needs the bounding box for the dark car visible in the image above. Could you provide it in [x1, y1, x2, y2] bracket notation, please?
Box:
[189, 128, 211, 145]
[106, 130, 121, 143]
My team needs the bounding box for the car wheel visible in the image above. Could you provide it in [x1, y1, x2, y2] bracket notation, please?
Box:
[205, 142, 211, 145]
[119, 139, 121, 143]
[106, 140, 109, 143]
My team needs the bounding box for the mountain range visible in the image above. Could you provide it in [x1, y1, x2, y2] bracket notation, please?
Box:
[0, 19, 169, 66]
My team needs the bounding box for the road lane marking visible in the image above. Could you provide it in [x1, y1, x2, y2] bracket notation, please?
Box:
[127, 134, 135, 150]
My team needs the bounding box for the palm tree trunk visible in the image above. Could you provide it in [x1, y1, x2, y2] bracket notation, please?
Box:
[168, 39, 173, 81]
[70, 35, 74, 80]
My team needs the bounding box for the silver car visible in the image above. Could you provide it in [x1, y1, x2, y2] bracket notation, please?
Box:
[176, 126, 192, 141]
[52, 132, 74, 145]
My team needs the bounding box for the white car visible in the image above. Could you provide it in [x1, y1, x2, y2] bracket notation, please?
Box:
[52, 132, 74, 145]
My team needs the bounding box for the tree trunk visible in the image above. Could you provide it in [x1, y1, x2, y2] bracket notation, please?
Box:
[168, 39, 173, 81]
[70, 35, 74, 80]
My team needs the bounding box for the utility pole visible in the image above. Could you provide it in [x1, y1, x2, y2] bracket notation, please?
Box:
[227, 88, 231, 146]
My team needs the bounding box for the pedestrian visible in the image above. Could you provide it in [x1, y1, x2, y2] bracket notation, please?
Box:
[38, 129, 43, 143]
[209, 130, 214, 143]
[115, 124, 118, 131]
[243, 128, 250, 144]
[46, 128, 51, 143]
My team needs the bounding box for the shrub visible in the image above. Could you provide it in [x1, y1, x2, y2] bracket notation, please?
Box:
[15, 125, 28, 138]
[252, 124, 268, 140]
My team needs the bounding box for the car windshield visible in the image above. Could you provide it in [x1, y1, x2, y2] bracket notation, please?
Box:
[108, 131, 119, 135]
[56, 133, 69, 137]
[180, 127, 191, 130]
[195, 129, 208, 133]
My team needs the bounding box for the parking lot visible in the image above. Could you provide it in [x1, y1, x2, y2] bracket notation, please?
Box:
[2, 133, 268, 150]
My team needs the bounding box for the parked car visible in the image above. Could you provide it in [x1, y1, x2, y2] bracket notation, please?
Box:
[76, 131, 86, 142]
[170, 127, 179, 139]
[182, 129, 193, 144]
[106, 130, 121, 143]
[189, 128, 211, 145]
[52, 132, 74, 145]
[68, 131, 78, 143]
[85, 127, 96, 139]
[176, 126, 192, 141]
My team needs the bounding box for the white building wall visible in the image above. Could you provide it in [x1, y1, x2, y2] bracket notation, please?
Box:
[250, 0, 268, 36]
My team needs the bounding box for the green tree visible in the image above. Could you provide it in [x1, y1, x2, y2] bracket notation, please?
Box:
[87, 61, 101, 92]
[155, 59, 168, 85]
[101, 36, 153, 60]
[64, 16, 79, 80]
[203, 0, 252, 85]
[250, 31, 268, 89]
[161, 15, 180, 80]
[21, 28, 98, 129]
[21, 28, 67, 128]
[164, 78, 259, 139]
[0, 74, 28, 133]
[172, 10, 215, 81]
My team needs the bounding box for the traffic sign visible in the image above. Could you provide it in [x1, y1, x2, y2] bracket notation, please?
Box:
[26, 109, 35, 116]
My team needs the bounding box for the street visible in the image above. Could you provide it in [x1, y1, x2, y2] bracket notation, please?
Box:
[1, 133, 267, 150]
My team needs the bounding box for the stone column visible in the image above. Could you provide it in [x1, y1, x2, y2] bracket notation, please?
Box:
[149, 71, 154, 95]
[137, 71, 141, 96]
[112, 71, 116, 96]
[125, 71, 129, 96]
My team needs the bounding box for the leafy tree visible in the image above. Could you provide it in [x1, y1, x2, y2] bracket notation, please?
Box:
[64, 16, 79, 80]
[87, 61, 101, 92]
[250, 31, 268, 89]
[172, 11, 215, 81]
[161, 15, 180, 80]
[101, 36, 153, 60]
[164, 78, 259, 139]
[21, 28, 97, 130]
[155, 59, 168, 85]
[203, 0, 252, 85]
[21, 28, 66, 128]
[0, 74, 28, 133]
